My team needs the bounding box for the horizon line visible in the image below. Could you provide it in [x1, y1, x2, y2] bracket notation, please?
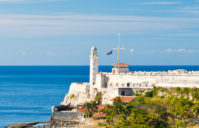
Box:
[0, 65, 198, 66]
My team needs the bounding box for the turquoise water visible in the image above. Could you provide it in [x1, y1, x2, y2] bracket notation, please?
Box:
[0, 66, 199, 128]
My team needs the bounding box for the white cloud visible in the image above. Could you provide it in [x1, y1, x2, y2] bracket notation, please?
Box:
[46, 52, 56, 56]
[178, 48, 186, 52]
[165, 48, 199, 53]
[130, 48, 135, 53]
[143, 1, 180, 5]
[0, 0, 64, 3]
[166, 48, 173, 53]
[21, 51, 28, 55]
[0, 14, 198, 37]
[176, 6, 199, 14]
[162, 5, 199, 15]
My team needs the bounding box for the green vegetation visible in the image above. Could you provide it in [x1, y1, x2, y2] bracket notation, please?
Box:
[95, 92, 102, 105]
[83, 101, 98, 118]
[82, 92, 102, 118]
[70, 94, 75, 99]
[101, 87, 199, 128]
[81, 87, 199, 127]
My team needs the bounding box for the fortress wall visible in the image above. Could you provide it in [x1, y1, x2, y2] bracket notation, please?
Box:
[68, 83, 90, 96]
[103, 73, 199, 88]
[156, 83, 199, 88]
[95, 74, 106, 90]
[51, 106, 83, 121]
[62, 71, 199, 107]
[105, 74, 155, 88]
[62, 83, 90, 106]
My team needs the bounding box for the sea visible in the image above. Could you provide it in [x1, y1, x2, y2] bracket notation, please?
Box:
[1, 65, 199, 128]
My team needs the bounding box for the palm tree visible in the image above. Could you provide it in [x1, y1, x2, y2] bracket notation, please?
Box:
[83, 101, 98, 118]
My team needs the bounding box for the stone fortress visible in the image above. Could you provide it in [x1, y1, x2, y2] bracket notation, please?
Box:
[61, 46, 199, 107]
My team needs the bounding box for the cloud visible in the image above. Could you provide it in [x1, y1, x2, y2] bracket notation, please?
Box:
[175, 6, 199, 14]
[21, 51, 28, 55]
[143, 1, 180, 5]
[130, 48, 135, 53]
[0, 14, 199, 37]
[165, 48, 199, 53]
[162, 5, 199, 15]
[178, 48, 186, 52]
[46, 52, 56, 56]
[165, 48, 173, 53]
[0, 0, 64, 3]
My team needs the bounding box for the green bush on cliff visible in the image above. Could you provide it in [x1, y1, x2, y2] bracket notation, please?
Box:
[102, 87, 199, 127]
[95, 92, 102, 105]
[70, 94, 75, 99]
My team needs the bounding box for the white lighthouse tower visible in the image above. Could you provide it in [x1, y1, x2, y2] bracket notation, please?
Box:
[90, 46, 98, 85]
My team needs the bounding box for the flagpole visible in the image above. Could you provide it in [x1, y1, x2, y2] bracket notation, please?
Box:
[117, 33, 120, 72]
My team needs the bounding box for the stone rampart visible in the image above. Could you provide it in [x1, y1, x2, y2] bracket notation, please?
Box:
[51, 106, 83, 121]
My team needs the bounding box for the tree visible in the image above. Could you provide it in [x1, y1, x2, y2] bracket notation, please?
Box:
[174, 119, 186, 128]
[191, 88, 199, 101]
[182, 88, 190, 96]
[145, 91, 153, 97]
[83, 102, 92, 118]
[82, 101, 97, 118]
[152, 87, 158, 97]
[95, 92, 102, 105]
[191, 101, 199, 117]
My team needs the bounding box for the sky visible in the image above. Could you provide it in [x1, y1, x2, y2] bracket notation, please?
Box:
[0, 0, 199, 65]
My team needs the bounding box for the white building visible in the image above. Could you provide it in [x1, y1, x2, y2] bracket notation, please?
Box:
[61, 46, 199, 106]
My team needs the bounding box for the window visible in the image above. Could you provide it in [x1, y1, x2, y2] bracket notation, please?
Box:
[121, 91, 125, 96]
[127, 83, 130, 87]
[105, 83, 107, 88]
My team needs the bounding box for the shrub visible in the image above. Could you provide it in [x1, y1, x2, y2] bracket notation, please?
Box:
[70, 94, 75, 99]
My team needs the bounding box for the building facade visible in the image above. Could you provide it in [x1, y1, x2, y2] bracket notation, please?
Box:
[61, 46, 199, 106]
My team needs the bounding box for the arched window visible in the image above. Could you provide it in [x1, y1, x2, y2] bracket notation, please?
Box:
[127, 83, 130, 87]
[104, 83, 107, 88]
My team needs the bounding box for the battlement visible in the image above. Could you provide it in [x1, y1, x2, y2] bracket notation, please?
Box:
[99, 70, 199, 76]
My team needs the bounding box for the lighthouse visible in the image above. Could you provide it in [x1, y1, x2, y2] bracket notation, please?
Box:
[90, 46, 98, 85]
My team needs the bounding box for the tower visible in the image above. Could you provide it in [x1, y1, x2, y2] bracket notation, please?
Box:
[90, 46, 98, 85]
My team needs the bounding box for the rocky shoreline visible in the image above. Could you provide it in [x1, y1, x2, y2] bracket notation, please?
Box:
[6, 120, 81, 128]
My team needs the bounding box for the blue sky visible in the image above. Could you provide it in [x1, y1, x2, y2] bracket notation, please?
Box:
[0, 0, 199, 65]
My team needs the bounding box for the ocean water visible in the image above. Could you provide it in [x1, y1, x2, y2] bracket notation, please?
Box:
[0, 66, 199, 128]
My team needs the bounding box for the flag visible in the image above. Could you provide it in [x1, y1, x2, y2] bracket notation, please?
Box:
[107, 50, 113, 55]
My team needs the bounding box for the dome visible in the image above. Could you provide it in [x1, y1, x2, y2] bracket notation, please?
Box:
[91, 45, 97, 50]
[91, 45, 97, 56]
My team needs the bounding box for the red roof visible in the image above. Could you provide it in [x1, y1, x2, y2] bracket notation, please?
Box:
[93, 112, 106, 119]
[97, 105, 105, 110]
[77, 105, 105, 113]
[77, 108, 85, 112]
[111, 96, 137, 102]
[113, 63, 130, 67]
